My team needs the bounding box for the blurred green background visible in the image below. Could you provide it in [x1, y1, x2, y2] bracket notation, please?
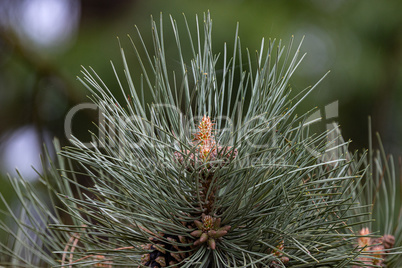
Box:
[0, 0, 401, 239]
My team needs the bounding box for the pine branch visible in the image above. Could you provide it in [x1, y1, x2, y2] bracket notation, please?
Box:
[0, 11, 401, 268]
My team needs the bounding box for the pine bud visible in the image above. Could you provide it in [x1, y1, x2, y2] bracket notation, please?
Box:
[194, 220, 204, 230]
[190, 230, 203, 237]
[208, 238, 216, 250]
[199, 233, 209, 243]
[213, 229, 228, 238]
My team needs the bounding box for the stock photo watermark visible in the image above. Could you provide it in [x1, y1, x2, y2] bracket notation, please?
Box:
[63, 100, 340, 169]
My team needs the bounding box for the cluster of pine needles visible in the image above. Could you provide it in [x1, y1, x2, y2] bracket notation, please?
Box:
[0, 12, 401, 267]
